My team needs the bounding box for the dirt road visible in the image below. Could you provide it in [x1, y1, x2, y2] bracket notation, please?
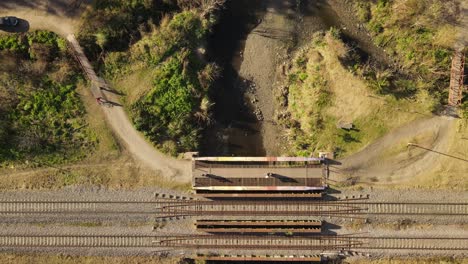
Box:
[330, 114, 458, 186]
[0, 0, 191, 183]
[1, 0, 463, 185]
[0, 0, 89, 35]
[100, 101, 191, 182]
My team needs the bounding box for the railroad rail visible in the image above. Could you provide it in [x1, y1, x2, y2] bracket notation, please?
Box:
[192, 254, 322, 262]
[0, 234, 157, 248]
[153, 234, 468, 251]
[154, 234, 362, 250]
[0, 234, 466, 252]
[1, 199, 466, 220]
[0, 198, 190, 215]
[156, 200, 468, 218]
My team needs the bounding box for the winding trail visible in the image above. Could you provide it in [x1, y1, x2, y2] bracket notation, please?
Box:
[1, 0, 464, 186]
[0, 0, 190, 183]
[330, 114, 458, 185]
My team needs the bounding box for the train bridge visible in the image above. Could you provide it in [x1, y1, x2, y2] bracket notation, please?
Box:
[192, 156, 328, 198]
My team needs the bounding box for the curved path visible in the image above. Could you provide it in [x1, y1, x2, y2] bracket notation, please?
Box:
[1, 0, 463, 185]
[0, 1, 190, 183]
[330, 114, 458, 185]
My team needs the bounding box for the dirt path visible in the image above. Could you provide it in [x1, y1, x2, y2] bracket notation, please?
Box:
[330, 114, 458, 186]
[0, 0, 191, 183]
[100, 101, 191, 182]
[0, 0, 89, 35]
[67, 34, 190, 183]
[0, 0, 463, 185]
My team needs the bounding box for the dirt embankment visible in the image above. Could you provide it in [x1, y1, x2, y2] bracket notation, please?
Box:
[238, 0, 297, 155]
[237, 0, 394, 156]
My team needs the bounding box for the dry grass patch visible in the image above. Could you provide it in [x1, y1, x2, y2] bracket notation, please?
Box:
[111, 67, 154, 106]
[77, 82, 120, 161]
[408, 119, 468, 190]
[348, 257, 467, 264]
[0, 254, 186, 264]
[378, 130, 438, 161]
[284, 31, 436, 157]
[0, 156, 190, 191]
[433, 24, 459, 48]
[322, 34, 380, 123]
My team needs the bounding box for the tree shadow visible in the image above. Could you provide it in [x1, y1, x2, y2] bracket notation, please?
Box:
[0, 0, 90, 18]
[99, 87, 125, 96]
[0, 18, 29, 33]
[341, 133, 360, 143]
[324, 158, 342, 166]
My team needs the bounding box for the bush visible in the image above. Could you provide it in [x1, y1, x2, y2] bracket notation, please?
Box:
[78, 0, 179, 59]
[361, 0, 459, 103]
[0, 31, 94, 165]
[132, 51, 203, 154]
[99, 10, 217, 156]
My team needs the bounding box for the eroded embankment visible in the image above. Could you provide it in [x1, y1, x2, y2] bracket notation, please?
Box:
[203, 0, 391, 156]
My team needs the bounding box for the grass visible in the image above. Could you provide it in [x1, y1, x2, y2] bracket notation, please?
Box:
[77, 82, 119, 157]
[379, 130, 438, 160]
[407, 119, 468, 190]
[98, 10, 219, 156]
[354, 0, 460, 104]
[348, 258, 468, 264]
[0, 156, 191, 191]
[282, 31, 436, 158]
[0, 30, 97, 167]
[0, 254, 189, 264]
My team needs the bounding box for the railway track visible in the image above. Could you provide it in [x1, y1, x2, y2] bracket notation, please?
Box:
[362, 237, 468, 250]
[0, 234, 156, 248]
[155, 235, 362, 250]
[351, 202, 468, 216]
[0, 234, 465, 252]
[0, 201, 161, 215]
[153, 235, 468, 251]
[1, 199, 466, 218]
[156, 200, 468, 217]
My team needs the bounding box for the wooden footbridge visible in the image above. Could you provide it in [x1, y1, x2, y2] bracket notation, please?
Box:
[448, 49, 466, 106]
[66, 34, 113, 106]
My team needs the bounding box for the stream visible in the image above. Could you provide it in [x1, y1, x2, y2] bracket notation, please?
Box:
[201, 0, 386, 157]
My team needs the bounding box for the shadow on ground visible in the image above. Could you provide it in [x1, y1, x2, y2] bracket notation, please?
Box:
[0, 0, 90, 17]
[0, 18, 29, 33]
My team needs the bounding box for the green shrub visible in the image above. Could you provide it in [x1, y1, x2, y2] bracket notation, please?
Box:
[132, 51, 202, 154]
[0, 35, 28, 54]
[364, 0, 459, 103]
[0, 31, 94, 165]
[78, 0, 178, 59]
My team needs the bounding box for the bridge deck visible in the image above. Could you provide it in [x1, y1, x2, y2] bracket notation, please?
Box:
[193, 167, 325, 190]
[193, 166, 324, 179]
